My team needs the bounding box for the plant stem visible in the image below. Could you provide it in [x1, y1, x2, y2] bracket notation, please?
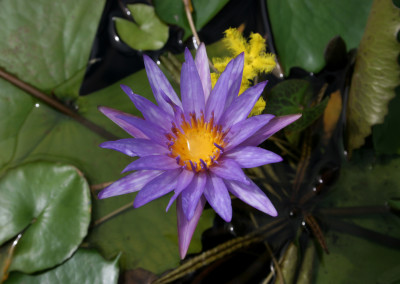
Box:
[0, 68, 118, 141]
[182, 0, 219, 73]
[91, 202, 133, 227]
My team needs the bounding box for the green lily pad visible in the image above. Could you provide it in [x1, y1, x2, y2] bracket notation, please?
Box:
[5, 249, 120, 284]
[0, 161, 91, 273]
[88, 193, 214, 273]
[265, 79, 328, 132]
[316, 152, 400, 283]
[267, 0, 373, 75]
[153, 0, 229, 40]
[115, 4, 169, 51]
[346, 0, 400, 152]
[0, 0, 105, 100]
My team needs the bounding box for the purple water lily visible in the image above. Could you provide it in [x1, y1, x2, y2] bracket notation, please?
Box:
[98, 43, 300, 258]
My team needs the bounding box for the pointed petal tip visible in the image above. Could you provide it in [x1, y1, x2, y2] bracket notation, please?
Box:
[268, 206, 278, 217]
[120, 84, 132, 94]
[97, 190, 106, 199]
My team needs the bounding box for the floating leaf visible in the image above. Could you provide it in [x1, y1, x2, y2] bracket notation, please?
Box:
[5, 249, 119, 284]
[115, 4, 169, 51]
[280, 243, 299, 284]
[88, 194, 214, 273]
[153, 0, 229, 40]
[0, 162, 91, 273]
[0, 0, 106, 100]
[267, 0, 373, 75]
[266, 79, 328, 132]
[346, 0, 400, 152]
[316, 152, 400, 282]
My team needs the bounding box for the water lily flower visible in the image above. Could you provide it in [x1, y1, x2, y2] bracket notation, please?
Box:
[98, 43, 300, 258]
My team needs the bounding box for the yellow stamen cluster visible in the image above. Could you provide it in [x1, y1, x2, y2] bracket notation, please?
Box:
[211, 28, 276, 116]
[167, 113, 227, 172]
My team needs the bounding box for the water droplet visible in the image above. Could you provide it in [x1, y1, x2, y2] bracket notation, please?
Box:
[35, 103, 40, 108]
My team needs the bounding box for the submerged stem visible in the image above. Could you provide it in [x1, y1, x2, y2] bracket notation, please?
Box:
[0, 68, 118, 141]
[91, 202, 133, 227]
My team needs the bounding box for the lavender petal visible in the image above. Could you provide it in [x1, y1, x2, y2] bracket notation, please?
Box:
[181, 48, 205, 117]
[117, 114, 168, 146]
[224, 53, 245, 109]
[143, 55, 182, 114]
[122, 155, 180, 172]
[220, 81, 268, 128]
[225, 178, 278, 216]
[210, 158, 249, 184]
[225, 114, 274, 151]
[224, 146, 282, 168]
[120, 84, 172, 131]
[195, 43, 212, 103]
[205, 53, 244, 123]
[239, 114, 302, 147]
[133, 169, 182, 208]
[181, 171, 207, 220]
[166, 170, 195, 211]
[100, 138, 168, 158]
[98, 170, 163, 199]
[177, 195, 206, 259]
[98, 106, 147, 138]
[203, 172, 232, 222]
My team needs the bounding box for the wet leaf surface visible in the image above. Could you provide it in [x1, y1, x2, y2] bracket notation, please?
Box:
[316, 151, 400, 283]
[115, 4, 169, 51]
[0, 161, 91, 273]
[153, 0, 229, 40]
[5, 249, 119, 284]
[267, 0, 373, 75]
[0, 0, 106, 100]
[346, 0, 400, 152]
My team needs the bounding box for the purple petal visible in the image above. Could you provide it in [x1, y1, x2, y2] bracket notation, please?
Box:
[224, 53, 245, 109]
[133, 169, 182, 208]
[210, 158, 249, 184]
[181, 171, 207, 220]
[98, 170, 163, 199]
[225, 114, 275, 151]
[205, 54, 244, 123]
[181, 48, 205, 116]
[116, 114, 168, 146]
[98, 106, 147, 138]
[122, 155, 179, 172]
[143, 55, 182, 114]
[177, 195, 206, 259]
[239, 114, 302, 147]
[220, 81, 268, 128]
[100, 138, 168, 157]
[166, 170, 194, 211]
[120, 85, 172, 131]
[225, 179, 277, 216]
[224, 146, 282, 168]
[195, 43, 211, 103]
[203, 172, 232, 222]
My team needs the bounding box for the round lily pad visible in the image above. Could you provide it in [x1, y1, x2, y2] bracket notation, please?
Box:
[5, 249, 120, 284]
[0, 161, 91, 273]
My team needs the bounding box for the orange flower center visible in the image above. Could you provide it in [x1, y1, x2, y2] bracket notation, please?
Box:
[167, 113, 227, 172]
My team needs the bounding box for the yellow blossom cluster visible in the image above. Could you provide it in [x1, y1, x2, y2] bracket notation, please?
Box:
[211, 28, 276, 116]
